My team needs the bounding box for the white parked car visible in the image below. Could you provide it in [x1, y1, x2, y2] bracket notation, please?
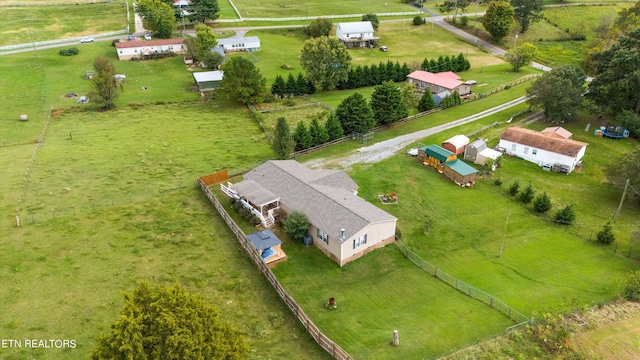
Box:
[144, 34, 152, 40]
[465, 80, 477, 85]
[80, 37, 94, 43]
[406, 148, 418, 156]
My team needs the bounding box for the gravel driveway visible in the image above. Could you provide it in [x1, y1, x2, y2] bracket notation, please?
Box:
[305, 95, 529, 170]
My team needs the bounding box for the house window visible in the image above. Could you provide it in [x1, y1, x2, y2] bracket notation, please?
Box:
[532, 149, 537, 155]
[437, 86, 444, 92]
[353, 234, 367, 249]
[524, 147, 529, 154]
[317, 229, 329, 244]
[511, 144, 516, 151]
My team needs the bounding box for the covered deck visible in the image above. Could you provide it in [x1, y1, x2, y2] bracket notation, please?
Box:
[221, 180, 280, 228]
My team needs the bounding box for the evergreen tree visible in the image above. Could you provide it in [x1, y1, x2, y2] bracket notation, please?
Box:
[362, 65, 373, 86]
[324, 112, 344, 140]
[272, 117, 295, 159]
[418, 90, 435, 112]
[285, 73, 297, 96]
[394, 61, 404, 82]
[596, 221, 615, 245]
[519, 182, 536, 205]
[464, 58, 471, 71]
[509, 179, 520, 196]
[335, 92, 375, 135]
[427, 59, 437, 73]
[401, 62, 411, 78]
[422, 58, 430, 71]
[555, 204, 576, 225]
[271, 74, 286, 98]
[386, 60, 396, 81]
[437, 56, 445, 72]
[306, 79, 316, 94]
[370, 64, 381, 85]
[353, 66, 365, 88]
[293, 121, 312, 151]
[456, 53, 466, 72]
[296, 73, 308, 95]
[533, 192, 552, 214]
[308, 118, 329, 146]
[92, 282, 249, 360]
[371, 81, 408, 125]
[443, 55, 452, 71]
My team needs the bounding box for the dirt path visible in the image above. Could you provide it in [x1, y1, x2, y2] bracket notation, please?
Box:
[304, 95, 529, 170]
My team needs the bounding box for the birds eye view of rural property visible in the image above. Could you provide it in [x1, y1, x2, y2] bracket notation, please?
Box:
[4, 0, 640, 357]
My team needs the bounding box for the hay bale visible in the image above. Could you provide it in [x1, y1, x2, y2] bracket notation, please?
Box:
[20, 114, 28, 121]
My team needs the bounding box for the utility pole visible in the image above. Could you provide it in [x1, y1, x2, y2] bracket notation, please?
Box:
[27, 19, 39, 61]
[614, 179, 630, 223]
[498, 209, 510, 258]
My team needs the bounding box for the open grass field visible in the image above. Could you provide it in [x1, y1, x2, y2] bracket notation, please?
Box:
[0, 2, 127, 46]
[2, 4, 640, 358]
[230, 0, 417, 19]
[247, 23, 506, 86]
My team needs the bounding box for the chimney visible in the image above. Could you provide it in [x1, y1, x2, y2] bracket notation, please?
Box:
[340, 228, 345, 240]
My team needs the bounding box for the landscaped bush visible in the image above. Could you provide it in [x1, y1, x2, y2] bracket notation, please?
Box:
[59, 47, 79, 56]
[230, 198, 261, 226]
[282, 211, 309, 243]
[413, 16, 425, 26]
[509, 179, 520, 196]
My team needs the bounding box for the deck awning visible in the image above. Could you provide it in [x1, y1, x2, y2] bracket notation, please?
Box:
[231, 179, 280, 207]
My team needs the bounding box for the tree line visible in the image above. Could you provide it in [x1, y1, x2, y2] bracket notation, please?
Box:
[421, 53, 471, 73]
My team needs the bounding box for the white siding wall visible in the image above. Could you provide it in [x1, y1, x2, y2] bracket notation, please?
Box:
[117, 44, 186, 60]
[339, 220, 396, 265]
[498, 139, 585, 171]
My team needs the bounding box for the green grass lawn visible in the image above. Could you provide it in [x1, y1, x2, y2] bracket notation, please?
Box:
[0, 2, 127, 46]
[230, 0, 418, 19]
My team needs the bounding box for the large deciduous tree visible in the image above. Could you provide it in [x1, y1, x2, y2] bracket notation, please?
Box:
[220, 57, 266, 105]
[273, 117, 294, 159]
[90, 57, 122, 110]
[188, 0, 220, 24]
[504, 42, 538, 72]
[510, 0, 543, 33]
[300, 36, 351, 91]
[605, 146, 640, 202]
[370, 81, 408, 125]
[587, 28, 640, 116]
[91, 281, 249, 360]
[194, 24, 218, 62]
[526, 66, 585, 123]
[137, 0, 176, 38]
[482, 0, 515, 44]
[440, 0, 470, 25]
[401, 82, 419, 109]
[306, 18, 333, 38]
[335, 92, 375, 135]
[361, 13, 380, 30]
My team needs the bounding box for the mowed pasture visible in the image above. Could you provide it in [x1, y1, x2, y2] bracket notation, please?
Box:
[230, 0, 417, 18]
[0, 2, 128, 46]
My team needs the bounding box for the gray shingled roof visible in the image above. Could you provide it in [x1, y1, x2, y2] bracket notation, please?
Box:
[247, 229, 281, 251]
[231, 179, 279, 207]
[244, 160, 396, 243]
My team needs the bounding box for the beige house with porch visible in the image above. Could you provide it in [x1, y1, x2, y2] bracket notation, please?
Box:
[221, 160, 397, 266]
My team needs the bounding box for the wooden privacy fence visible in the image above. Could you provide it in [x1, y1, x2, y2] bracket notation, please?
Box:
[198, 177, 352, 360]
[395, 240, 531, 327]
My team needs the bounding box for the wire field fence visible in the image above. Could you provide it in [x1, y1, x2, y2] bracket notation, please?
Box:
[280, 75, 538, 159]
[198, 176, 352, 360]
[395, 240, 531, 326]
